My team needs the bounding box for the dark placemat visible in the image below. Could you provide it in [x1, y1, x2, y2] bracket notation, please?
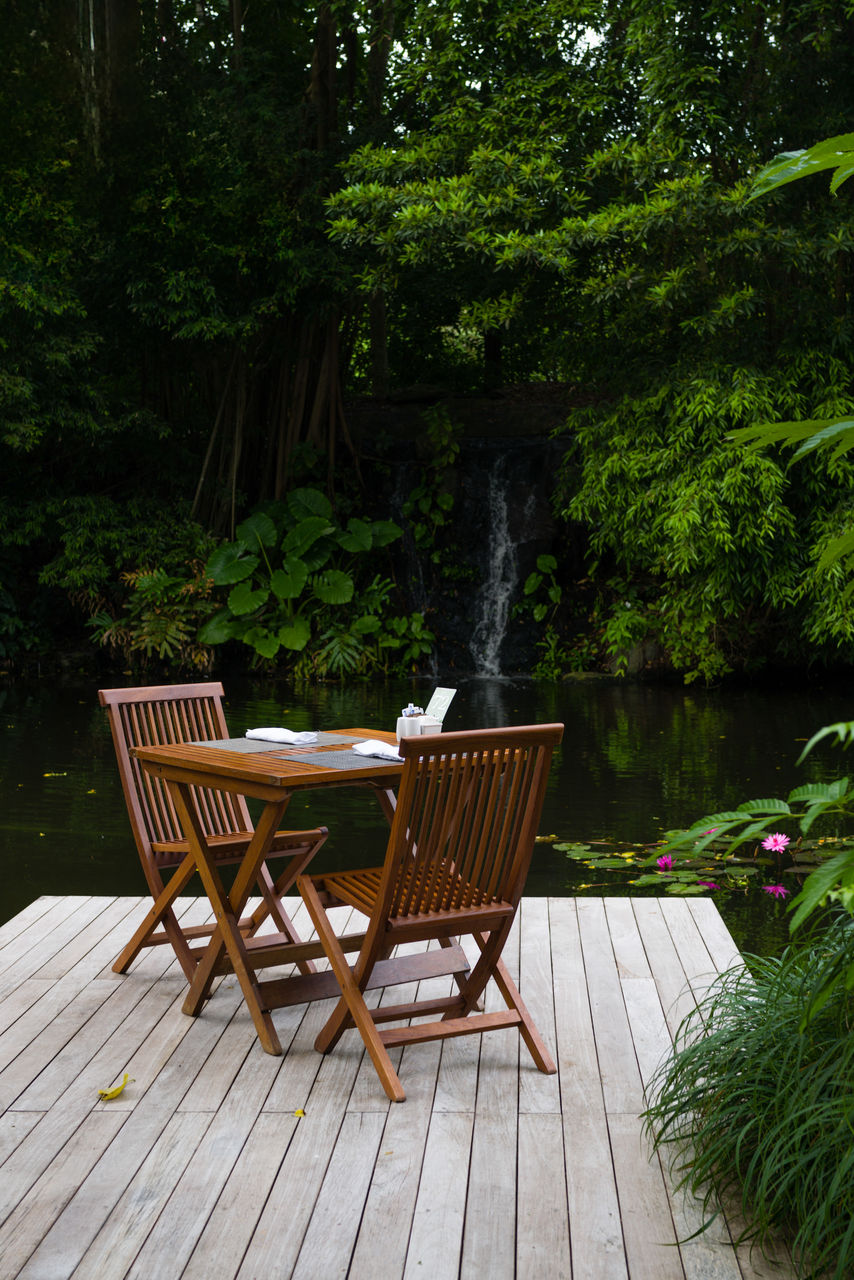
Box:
[278, 748, 402, 769]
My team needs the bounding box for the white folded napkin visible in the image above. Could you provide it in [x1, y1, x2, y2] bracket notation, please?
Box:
[245, 727, 318, 745]
[352, 739, 404, 762]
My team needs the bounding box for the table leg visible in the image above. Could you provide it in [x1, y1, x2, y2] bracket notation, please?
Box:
[169, 780, 290, 1055]
[372, 785, 397, 824]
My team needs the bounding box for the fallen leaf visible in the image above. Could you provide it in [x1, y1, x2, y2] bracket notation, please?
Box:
[98, 1072, 133, 1101]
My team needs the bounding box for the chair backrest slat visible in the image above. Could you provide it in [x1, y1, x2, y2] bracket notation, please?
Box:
[386, 725, 562, 919]
[99, 683, 252, 863]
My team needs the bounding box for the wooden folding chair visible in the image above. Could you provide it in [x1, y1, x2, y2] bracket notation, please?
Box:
[297, 722, 563, 1102]
[99, 682, 328, 983]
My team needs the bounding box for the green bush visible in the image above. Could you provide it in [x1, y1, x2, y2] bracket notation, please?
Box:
[199, 486, 434, 677]
[643, 918, 854, 1280]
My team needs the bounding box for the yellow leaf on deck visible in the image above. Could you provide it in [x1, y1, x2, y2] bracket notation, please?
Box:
[294, 1109, 305, 1117]
[98, 1072, 133, 1100]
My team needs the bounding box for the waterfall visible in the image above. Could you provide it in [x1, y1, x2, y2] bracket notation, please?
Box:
[381, 429, 561, 676]
[469, 457, 520, 676]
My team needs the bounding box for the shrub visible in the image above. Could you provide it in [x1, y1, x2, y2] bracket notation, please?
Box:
[643, 918, 854, 1280]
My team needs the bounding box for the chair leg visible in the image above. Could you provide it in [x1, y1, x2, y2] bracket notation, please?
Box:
[249, 858, 318, 976]
[477, 938, 557, 1075]
[298, 876, 406, 1102]
[113, 855, 200, 982]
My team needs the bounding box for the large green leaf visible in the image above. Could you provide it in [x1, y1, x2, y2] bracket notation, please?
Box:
[736, 798, 791, 815]
[352, 613, 381, 634]
[796, 723, 854, 763]
[205, 546, 258, 585]
[337, 517, 373, 552]
[279, 616, 311, 651]
[790, 850, 854, 931]
[270, 557, 308, 600]
[243, 628, 280, 659]
[198, 610, 241, 644]
[789, 777, 852, 803]
[227, 582, 269, 615]
[285, 487, 332, 521]
[235, 511, 277, 550]
[369, 520, 401, 548]
[747, 134, 854, 201]
[282, 516, 335, 558]
[312, 569, 354, 604]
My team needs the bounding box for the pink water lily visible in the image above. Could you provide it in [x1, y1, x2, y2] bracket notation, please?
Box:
[657, 854, 673, 871]
[761, 832, 790, 853]
[762, 884, 790, 898]
[698, 880, 720, 890]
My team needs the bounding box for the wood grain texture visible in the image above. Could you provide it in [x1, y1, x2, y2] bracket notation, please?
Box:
[0, 896, 795, 1280]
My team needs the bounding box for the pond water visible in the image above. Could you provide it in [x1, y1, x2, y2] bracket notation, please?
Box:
[2, 673, 853, 957]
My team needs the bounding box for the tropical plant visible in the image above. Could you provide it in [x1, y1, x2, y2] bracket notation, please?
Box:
[643, 917, 854, 1280]
[728, 133, 854, 588]
[88, 565, 217, 671]
[659, 720, 854, 1018]
[198, 486, 432, 676]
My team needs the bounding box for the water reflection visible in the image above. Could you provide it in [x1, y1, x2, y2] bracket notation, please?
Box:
[2, 674, 853, 956]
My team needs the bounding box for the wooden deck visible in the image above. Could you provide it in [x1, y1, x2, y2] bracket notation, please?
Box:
[0, 895, 792, 1280]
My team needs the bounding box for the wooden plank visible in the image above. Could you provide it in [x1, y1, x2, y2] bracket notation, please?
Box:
[0, 980, 121, 1113]
[460, 975, 519, 1280]
[0, 978, 54, 1038]
[517, 1113, 571, 1278]
[0, 1110, 41, 1165]
[403, 1112, 474, 1280]
[431, 1013, 480, 1114]
[67, 1112, 211, 1280]
[10, 922, 196, 1114]
[658, 899, 721, 1004]
[0, 1110, 126, 1278]
[577, 898, 646, 1115]
[517, 896, 561, 1115]
[604, 896, 653, 980]
[0, 898, 111, 1002]
[686, 898, 744, 974]
[0, 896, 799, 1280]
[608, 1110, 684, 1280]
[621, 975, 676, 1103]
[15, 978, 248, 1279]
[549, 898, 628, 1280]
[236, 1043, 368, 1278]
[33, 896, 147, 981]
[181, 1112, 300, 1280]
[630, 899, 697, 1039]
[348, 1043, 442, 1280]
[112, 1047, 285, 1280]
[290, 1111, 388, 1280]
[0, 897, 61, 959]
[0, 897, 71, 966]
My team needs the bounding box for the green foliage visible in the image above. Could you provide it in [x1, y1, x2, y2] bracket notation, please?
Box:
[564, 350, 854, 681]
[643, 920, 854, 1280]
[88, 567, 217, 672]
[749, 133, 854, 202]
[199, 486, 432, 676]
[7, 2, 854, 679]
[660, 720, 854, 1015]
[38, 497, 220, 671]
[401, 405, 461, 564]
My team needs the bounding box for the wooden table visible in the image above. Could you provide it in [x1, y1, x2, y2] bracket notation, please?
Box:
[132, 727, 411, 1054]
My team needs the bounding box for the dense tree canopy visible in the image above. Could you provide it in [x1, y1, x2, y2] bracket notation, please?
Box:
[4, 0, 854, 679]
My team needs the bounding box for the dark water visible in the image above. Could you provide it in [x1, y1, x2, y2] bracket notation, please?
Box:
[2, 673, 852, 956]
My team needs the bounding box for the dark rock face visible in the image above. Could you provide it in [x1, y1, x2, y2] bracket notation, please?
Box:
[360, 424, 568, 675]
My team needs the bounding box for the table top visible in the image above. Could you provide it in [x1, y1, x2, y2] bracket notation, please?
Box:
[132, 727, 403, 793]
